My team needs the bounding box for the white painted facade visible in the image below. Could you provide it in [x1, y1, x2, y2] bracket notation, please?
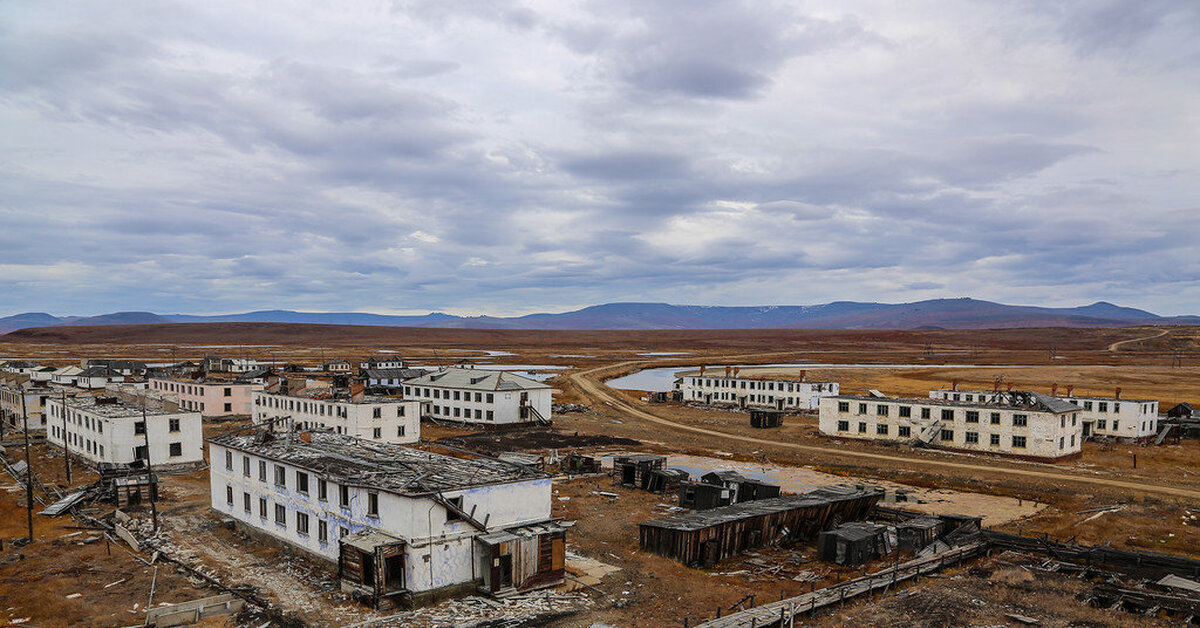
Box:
[251, 391, 422, 444]
[818, 392, 1083, 461]
[0, 386, 51, 432]
[403, 368, 553, 425]
[675, 374, 839, 410]
[44, 397, 204, 468]
[929, 389, 1159, 440]
[51, 366, 83, 386]
[208, 435, 554, 595]
[361, 358, 406, 370]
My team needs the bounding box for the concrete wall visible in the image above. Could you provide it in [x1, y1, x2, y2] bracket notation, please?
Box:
[930, 389, 1159, 439]
[677, 376, 839, 410]
[402, 385, 553, 425]
[46, 399, 204, 467]
[818, 395, 1082, 461]
[208, 443, 552, 593]
[251, 392, 421, 444]
[149, 378, 262, 417]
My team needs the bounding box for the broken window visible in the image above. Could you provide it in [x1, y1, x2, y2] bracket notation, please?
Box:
[169, 418, 180, 432]
[169, 442, 182, 457]
[259, 460, 267, 482]
[990, 434, 1000, 446]
[898, 406, 911, 418]
[274, 464, 286, 487]
[318, 479, 328, 501]
[898, 425, 911, 438]
[368, 491, 379, 516]
[445, 496, 463, 522]
[339, 485, 350, 508]
[1013, 414, 1027, 427]
[940, 409, 954, 422]
[965, 432, 979, 444]
[297, 472, 309, 494]
[318, 520, 328, 543]
[876, 424, 888, 435]
[275, 504, 286, 526]
[940, 429, 954, 442]
[965, 411, 979, 424]
[297, 513, 309, 536]
[1012, 435, 1027, 448]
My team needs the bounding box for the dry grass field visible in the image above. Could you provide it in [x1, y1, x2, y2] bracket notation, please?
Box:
[2, 322, 1199, 626]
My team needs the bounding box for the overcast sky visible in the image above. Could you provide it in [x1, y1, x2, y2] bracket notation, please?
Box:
[2, 1, 1199, 317]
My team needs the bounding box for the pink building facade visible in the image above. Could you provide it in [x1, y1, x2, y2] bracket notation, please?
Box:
[148, 378, 262, 418]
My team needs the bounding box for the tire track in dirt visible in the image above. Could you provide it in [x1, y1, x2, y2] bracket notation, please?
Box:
[569, 362, 1200, 501]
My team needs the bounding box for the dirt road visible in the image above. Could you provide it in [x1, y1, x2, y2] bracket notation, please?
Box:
[568, 363, 1200, 501]
[1107, 327, 1170, 352]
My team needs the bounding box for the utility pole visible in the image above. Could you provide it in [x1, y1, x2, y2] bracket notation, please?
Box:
[21, 393, 34, 543]
[60, 389, 71, 484]
[141, 403, 159, 533]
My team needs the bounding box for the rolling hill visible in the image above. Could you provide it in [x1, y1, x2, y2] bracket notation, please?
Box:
[2, 299, 1197, 334]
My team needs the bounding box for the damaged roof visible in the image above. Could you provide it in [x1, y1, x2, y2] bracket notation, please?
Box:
[641, 486, 884, 532]
[834, 391, 1081, 414]
[407, 367, 550, 391]
[209, 430, 549, 496]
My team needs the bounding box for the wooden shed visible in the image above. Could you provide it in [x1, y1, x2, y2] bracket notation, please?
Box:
[896, 517, 943, 551]
[750, 409, 784, 428]
[818, 522, 892, 566]
[339, 530, 408, 610]
[638, 486, 884, 567]
[614, 454, 667, 489]
[475, 522, 566, 596]
[679, 480, 734, 510]
[560, 453, 601, 475]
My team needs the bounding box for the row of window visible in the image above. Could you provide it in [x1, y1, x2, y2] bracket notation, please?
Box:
[152, 380, 235, 397]
[226, 450, 381, 515]
[428, 405, 495, 420]
[835, 401, 1066, 429]
[403, 387, 495, 404]
[835, 420, 1034, 448]
[690, 378, 832, 393]
[225, 487, 342, 544]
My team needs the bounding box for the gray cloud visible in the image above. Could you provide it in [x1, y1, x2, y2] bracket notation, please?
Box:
[0, 1, 1197, 317]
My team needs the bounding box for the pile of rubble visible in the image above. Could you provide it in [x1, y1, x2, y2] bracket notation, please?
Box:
[552, 403, 590, 414]
[377, 592, 594, 627]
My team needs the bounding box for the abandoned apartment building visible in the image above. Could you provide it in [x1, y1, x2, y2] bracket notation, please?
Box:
[251, 378, 423, 444]
[403, 367, 553, 425]
[0, 371, 54, 432]
[207, 430, 565, 609]
[930, 385, 1161, 441]
[819, 389, 1084, 462]
[44, 391, 205, 469]
[674, 367, 839, 411]
[639, 485, 883, 566]
[148, 377, 264, 418]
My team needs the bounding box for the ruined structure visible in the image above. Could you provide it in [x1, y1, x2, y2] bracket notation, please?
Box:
[207, 430, 564, 609]
[638, 486, 883, 566]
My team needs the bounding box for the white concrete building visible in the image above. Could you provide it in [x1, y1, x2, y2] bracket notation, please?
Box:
[818, 390, 1083, 462]
[207, 431, 565, 609]
[251, 390, 422, 444]
[45, 396, 204, 469]
[0, 375, 58, 433]
[675, 372, 839, 410]
[148, 377, 263, 418]
[361, 357, 406, 370]
[929, 388, 1160, 441]
[51, 365, 84, 386]
[364, 368, 427, 390]
[403, 367, 552, 425]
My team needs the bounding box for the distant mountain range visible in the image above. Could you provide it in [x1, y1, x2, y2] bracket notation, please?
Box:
[2, 299, 1198, 334]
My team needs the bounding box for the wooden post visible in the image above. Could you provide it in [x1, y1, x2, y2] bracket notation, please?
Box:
[60, 390, 71, 484]
[142, 404, 158, 533]
[21, 394, 33, 542]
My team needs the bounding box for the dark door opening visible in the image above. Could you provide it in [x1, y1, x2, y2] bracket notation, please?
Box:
[622, 465, 635, 485]
[361, 551, 376, 587]
[384, 554, 404, 591]
[497, 554, 513, 589]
